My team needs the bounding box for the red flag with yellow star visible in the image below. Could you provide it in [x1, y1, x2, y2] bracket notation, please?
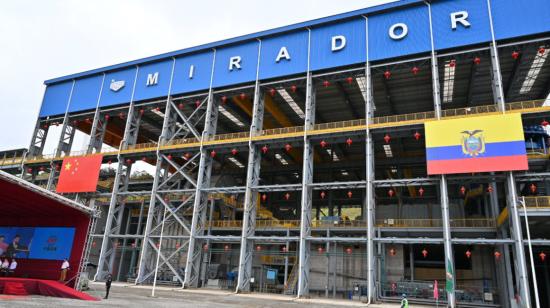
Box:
[56, 154, 103, 193]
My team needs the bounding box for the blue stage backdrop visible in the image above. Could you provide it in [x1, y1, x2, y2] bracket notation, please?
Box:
[0, 227, 75, 260]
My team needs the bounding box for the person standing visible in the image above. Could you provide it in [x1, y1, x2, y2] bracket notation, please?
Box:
[59, 259, 70, 282]
[1, 259, 9, 276]
[400, 294, 409, 308]
[104, 273, 112, 299]
[8, 259, 17, 276]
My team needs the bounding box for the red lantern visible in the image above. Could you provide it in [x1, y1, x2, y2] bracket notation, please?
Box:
[389, 248, 396, 256]
[154, 107, 161, 112]
[269, 88, 276, 97]
[318, 246, 324, 253]
[55, 164, 60, 171]
[320, 191, 326, 199]
[224, 244, 230, 252]
[104, 114, 110, 121]
[175, 243, 180, 249]
[39, 166, 45, 172]
[261, 194, 267, 202]
[347, 191, 353, 199]
[346, 77, 354, 84]
[487, 185, 493, 193]
[184, 152, 192, 160]
[494, 251, 501, 260]
[107, 160, 112, 166]
[239, 93, 246, 100]
[221, 96, 227, 104]
[466, 250, 472, 259]
[384, 134, 391, 144]
[511, 51, 520, 60]
[203, 244, 209, 251]
[177, 103, 184, 110]
[383, 70, 391, 79]
[85, 118, 92, 123]
[346, 138, 353, 147]
[345, 247, 352, 255]
[541, 119, 549, 127]
[422, 248, 428, 258]
[418, 187, 425, 197]
[126, 158, 133, 165]
[460, 186, 466, 196]
[284, 144, 292, 152]
[414, 131, 421, 141]
[473, 57, 481, 65]
[388, 188, 395, 197]
[449, 59, 456, 67]
[284, 193, 291, 200]
[256, 245, 262, 251]
[131, 242, 136, 248]
[323, 80, 330, 88]
[167, 154, 173, 160]
[540, 251, 547, 261]
[72, 120, 79, 126]
[26, 168, 32, 173]
[290, 85, 297, 93]
[210, 150, 216, 158]
[261, 145, 269, 154]
[530, 183, 537, 194]
[411, 66, 419, 75]
[139, 109, 145, 115]
[119, 112, 125, 119]
[92, 241, 97, 248]
[539, 47, 546, 55]
[281, 246, 287, 252]
[320, 140, 327, 148]
[231, 148, 238, 156]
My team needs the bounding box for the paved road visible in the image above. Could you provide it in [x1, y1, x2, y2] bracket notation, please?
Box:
[0, 283, 416, 308]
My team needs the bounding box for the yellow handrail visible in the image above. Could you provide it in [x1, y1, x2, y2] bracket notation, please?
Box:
[6, 99, 548, 166]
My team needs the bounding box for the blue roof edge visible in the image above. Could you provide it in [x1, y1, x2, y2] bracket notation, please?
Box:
[44, 0, 423, 85]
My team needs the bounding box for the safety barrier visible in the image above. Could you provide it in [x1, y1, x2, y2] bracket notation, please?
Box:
[376, 218, 496, 228]
[523, 196, 550, 208]
[6, 99, 547, 167]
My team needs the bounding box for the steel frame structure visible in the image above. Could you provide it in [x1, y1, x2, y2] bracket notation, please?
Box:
[14, 12, 550, 308]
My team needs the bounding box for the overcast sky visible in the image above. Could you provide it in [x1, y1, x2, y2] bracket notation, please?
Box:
[0, 0, 393, 152]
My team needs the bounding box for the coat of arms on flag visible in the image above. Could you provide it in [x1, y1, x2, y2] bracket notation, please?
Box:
[56, 154, 103, 193]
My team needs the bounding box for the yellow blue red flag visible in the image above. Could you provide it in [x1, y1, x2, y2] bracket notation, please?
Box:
[424, 114, 528, 175]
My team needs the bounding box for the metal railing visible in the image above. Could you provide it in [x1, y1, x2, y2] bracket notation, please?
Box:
[376, 218, 496, 228]
[523, 196, 550, 208]
[6, 99, 547, 167]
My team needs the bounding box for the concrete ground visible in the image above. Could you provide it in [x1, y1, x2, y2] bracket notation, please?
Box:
[0, 282, 430, 307]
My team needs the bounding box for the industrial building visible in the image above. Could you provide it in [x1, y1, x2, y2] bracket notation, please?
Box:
[1, 0, 550, 306]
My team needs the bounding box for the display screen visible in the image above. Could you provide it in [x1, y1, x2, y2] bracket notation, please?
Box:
[0, 227, 75, 260]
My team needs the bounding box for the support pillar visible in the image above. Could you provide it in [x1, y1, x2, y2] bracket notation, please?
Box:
[297, 73, 315, 298]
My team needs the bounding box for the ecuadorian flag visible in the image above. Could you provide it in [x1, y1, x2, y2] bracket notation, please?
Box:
[425, 114, 528, 175]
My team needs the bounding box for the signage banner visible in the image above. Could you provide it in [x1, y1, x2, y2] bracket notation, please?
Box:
[0, 227, 76, 260]
[425, 114, 528, 175]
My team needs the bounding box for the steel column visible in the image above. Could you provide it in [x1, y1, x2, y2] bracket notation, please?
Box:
[427, 3, 455, 306]
[236, 85, 264, 292]
[297, 72, 315, 298]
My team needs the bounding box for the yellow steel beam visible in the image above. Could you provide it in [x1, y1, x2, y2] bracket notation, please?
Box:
[264, 94, 294, 127]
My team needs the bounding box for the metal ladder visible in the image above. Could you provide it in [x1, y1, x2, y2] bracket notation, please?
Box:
[283, 259, 299, 295]
[75, 201, 101, 290]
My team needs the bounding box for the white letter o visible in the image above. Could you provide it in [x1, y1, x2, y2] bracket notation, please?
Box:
[389, 23, 408, 40]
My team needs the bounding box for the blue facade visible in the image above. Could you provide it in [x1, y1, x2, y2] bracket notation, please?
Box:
[39, 82, 72, 117]
[171, 51, 215, 95]
[38, 0, 550, 117]
[68, 75, 103, 113]
[259, 31, 309, 80]
[98, 67, 137, 108]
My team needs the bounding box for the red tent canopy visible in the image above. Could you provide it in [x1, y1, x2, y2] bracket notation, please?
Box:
[0, 171, 94, 284]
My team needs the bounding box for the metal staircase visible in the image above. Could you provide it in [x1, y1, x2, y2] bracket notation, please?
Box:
[75, 202, 100, 290]
[283, 259, 299, 295]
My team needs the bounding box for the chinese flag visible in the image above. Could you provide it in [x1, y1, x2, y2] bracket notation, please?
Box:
[56, 154, 103, 193]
